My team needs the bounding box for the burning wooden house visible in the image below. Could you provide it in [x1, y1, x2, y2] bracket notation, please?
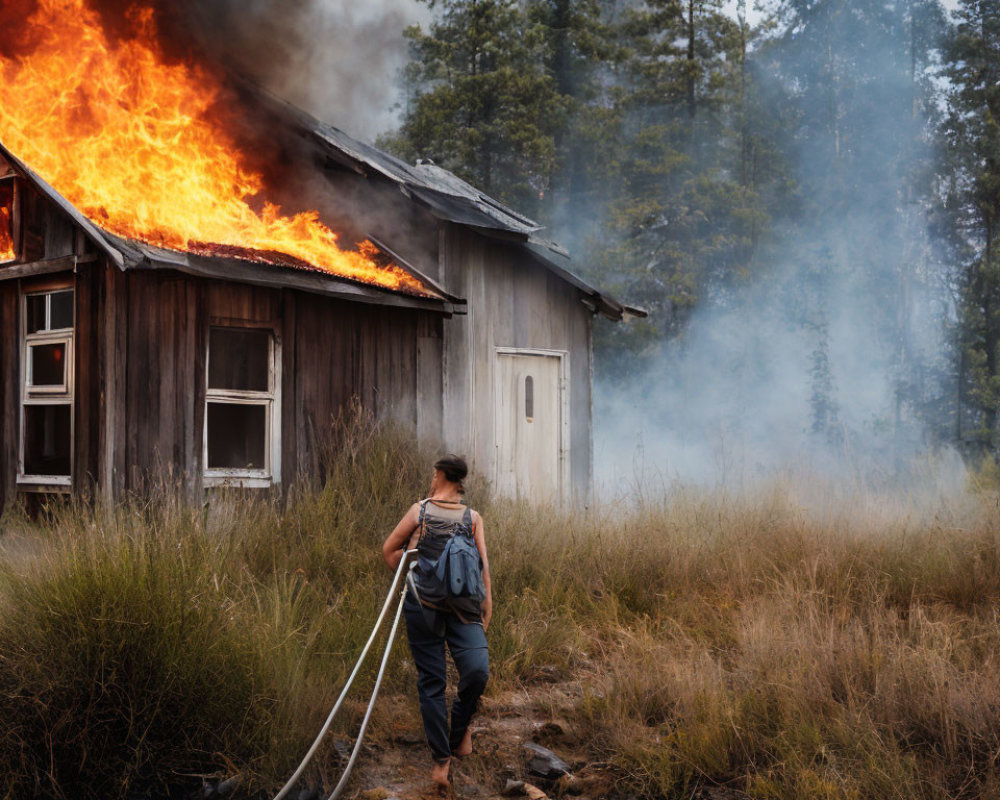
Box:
[0, 0, 639, 508]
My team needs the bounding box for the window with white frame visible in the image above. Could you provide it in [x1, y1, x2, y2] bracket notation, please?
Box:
[20, 288, 74, 483]
[204, 326, 280, 486]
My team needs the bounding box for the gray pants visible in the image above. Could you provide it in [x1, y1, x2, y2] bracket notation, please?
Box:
[403, 597, 489, 763]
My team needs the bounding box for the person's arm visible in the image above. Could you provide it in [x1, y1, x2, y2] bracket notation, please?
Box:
[473, 511, 493, 631]
[382, 503, 420, 570]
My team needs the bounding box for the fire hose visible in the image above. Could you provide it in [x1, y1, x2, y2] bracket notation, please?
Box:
[272, 548, 419, 800]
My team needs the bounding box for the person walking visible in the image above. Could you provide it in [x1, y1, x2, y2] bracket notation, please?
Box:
[382, 455, 493, 791]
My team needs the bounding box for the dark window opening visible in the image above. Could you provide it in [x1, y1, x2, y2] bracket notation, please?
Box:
[23, 405, 71, 476]
[49, 290, 73, 329]
[30, 342, 66, 387]
[209, 328, 270, 392]
[205, 326, 276, 481]
[525, 375, 534, 420]
[207, 403, 267, 470]
[0, 180, 14, 262]
[26, 293, 46, 334]
[26, 290, 73, 334]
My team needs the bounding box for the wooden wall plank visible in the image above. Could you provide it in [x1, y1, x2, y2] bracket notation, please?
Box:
[0, 282, 17, 507]
[84, 267, 102, 493]
[100, 264, 128, 501]
[417, 327, 443, 446]
[180, 280, 196, 494]
[0, 255, 77, 281]
[124, 272, 201, 491]
[281, 290, 297, 489]
[294, 292, 313, 480]
[282, 290, 434, 481]
[468, 231, 493, 473]
[551, 271, 594, 502]
[73, 265, 97, 496]
[207, 281, 278, 325]
[43, 204, 75, 260]
[158, 279, 177, 473]
[191, 280, 207, 495]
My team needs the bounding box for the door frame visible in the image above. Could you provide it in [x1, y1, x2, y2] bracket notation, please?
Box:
[493, 347, 570, 502]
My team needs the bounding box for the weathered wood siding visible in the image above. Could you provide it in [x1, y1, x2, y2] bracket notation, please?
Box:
[0, 170, 595, 509]
[2, 262, 443, 508]
[0, 279, 17, 509]
[110, 272, 441, 495]
[73, 260, 103, 497]
[439, 223, 594, 501]
[121, 271, 205, 491]
[99, 264, 128, 500]
[287, 289, 442, 483]
[0, 180, 94, 506]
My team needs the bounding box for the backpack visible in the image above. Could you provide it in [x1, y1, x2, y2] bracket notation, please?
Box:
[411, 500, 486, 607]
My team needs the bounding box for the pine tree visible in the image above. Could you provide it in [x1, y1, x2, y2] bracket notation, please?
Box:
[760, 0, 950, 445]
[942, 0, 1000, 455]
[598, 0, 777, 345]
[525, 0, 621, 237]
[381, 0, 566, 218]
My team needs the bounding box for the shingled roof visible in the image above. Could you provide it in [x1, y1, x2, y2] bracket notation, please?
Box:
[256, 90, 642, 321]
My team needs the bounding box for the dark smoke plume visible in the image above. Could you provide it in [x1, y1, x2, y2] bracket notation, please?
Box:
[87, 0, 425, 139]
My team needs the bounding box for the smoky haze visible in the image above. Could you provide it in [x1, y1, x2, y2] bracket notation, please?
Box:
[90, 0, 428, 140]
[592, 5, 963, 499]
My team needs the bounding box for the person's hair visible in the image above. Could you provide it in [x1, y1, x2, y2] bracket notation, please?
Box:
[434, 454, 468, 491]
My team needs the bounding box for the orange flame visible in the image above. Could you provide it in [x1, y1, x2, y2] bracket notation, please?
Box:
[0, 196, 13, 261]
[0, 0, 427, 294]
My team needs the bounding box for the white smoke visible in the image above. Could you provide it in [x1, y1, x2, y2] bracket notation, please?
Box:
[156, 0, 430, 141]
[594, 252, 959, 496]
[257, 0, 431, 140]
[587, 2, 968, 506]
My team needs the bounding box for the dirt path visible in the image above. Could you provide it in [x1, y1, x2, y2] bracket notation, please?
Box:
[343, 681, 611, 800]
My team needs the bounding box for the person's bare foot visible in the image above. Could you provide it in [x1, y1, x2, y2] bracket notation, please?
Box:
[453, 727, 473, 758]
[430, 759, 451, 791]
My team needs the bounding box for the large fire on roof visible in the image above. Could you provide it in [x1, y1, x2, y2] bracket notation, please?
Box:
[0, 0, 428, 295]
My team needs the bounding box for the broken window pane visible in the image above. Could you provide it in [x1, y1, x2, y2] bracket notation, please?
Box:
[49, 290, 73, 329]
[208, 328, 270, 392]
[0, 180, 14, 262]
[26, 294, 46, 334]
[206, 402, 266, 470]
[23, 404, 71, 476]
[30, 342, 66, 387]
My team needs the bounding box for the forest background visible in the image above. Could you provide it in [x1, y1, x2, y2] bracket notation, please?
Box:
[376, 0, 1000, 488]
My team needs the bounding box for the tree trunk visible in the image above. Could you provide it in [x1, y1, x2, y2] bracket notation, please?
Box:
[687, 0, 697, 121]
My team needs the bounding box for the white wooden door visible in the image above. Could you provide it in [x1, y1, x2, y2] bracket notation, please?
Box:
[494, 351, 565, 503]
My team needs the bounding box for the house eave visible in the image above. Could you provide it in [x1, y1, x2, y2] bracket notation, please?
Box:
[125, 240, 459, 315]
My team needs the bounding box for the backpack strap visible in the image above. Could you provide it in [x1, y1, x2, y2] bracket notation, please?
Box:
[417, 499, 429, 544]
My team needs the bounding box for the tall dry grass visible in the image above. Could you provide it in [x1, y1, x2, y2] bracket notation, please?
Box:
[553, 491, 1000, 799]
[1, 416, 999, 799]
[0, 409, 436, 799]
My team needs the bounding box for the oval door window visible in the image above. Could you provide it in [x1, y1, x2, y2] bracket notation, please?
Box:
[525, 375, 534, 422]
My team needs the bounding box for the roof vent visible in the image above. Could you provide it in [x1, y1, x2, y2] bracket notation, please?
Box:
[415, 158, 435, 166]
